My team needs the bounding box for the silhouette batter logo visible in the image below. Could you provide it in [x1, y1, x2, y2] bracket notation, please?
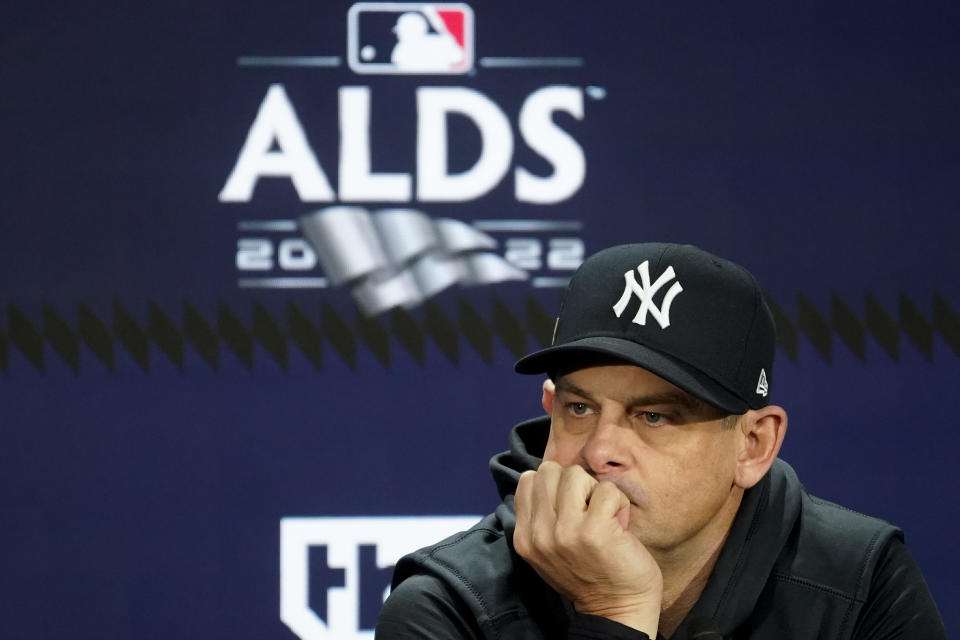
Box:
[348, 3, 474, 74]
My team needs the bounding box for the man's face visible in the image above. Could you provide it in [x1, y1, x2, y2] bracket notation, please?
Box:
[542, 363, 744, 555]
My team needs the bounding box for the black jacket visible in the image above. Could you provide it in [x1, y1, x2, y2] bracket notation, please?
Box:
[378, 417, 946, 639]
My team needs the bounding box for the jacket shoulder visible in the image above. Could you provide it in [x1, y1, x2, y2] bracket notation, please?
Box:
[732, 478, 906, 639]
[391, 512, 566, 638]
[773, 491, 903, 601]
[392, 513, 508, 591]
[742, 489, 905, 639]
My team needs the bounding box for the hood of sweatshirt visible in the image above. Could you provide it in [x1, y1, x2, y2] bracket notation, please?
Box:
[487, 415, 802, 638]
[488, 417, 549, 546]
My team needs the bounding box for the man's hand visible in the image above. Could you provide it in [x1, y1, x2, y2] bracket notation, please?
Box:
[513, 461, 663, 636]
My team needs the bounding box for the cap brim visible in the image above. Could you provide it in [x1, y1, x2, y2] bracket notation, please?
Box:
[514, 336, 748, 414]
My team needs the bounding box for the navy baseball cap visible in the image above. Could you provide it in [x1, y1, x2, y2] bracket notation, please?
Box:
[514, 243, 776, 414]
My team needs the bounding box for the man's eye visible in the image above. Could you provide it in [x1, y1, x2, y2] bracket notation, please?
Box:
[568, 402, 591, 416]
[642, 412, 666, 426]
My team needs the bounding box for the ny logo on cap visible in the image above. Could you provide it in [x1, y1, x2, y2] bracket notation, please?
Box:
[613, 261, 684, 329]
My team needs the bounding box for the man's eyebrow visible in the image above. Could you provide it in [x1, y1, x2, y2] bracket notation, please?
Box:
[554, 379, 597, 403]
[624, 390, 704, 412]
[555, 379, 703, 412]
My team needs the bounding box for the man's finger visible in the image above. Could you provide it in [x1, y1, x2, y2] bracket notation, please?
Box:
[514, 470, 537, 528]
[584, 480, 631, 530]
[529, 460, 563, 524]
[555, 465, 597, 525]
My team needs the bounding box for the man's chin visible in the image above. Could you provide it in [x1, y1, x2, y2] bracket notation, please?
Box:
[626, 511, 654, 541]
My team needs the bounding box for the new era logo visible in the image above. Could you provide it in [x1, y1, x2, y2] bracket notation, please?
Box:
[756, 368, 769, 397]
[348, 3, 474, 74]
[612, 261, 684, 329]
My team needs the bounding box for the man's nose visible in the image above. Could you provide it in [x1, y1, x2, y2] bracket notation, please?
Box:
[580, 413, 634, 475]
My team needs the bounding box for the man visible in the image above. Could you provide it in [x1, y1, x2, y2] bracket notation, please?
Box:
[376, 243, 946, 639]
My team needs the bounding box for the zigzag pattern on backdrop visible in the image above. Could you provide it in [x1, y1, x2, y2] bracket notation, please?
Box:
[0, 293, 958, 374]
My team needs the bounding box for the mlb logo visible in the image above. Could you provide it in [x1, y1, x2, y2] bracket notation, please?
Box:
[347, 3, 474, 74]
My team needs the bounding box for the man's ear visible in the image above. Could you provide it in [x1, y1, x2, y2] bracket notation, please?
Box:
[541, 378, 556, 415]
[734, 405, 788, 489]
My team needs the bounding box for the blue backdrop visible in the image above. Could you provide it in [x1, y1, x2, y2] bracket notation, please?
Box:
[2, 2, 958, 638]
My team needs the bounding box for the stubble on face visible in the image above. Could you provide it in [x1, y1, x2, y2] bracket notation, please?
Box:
[543, 364, 744, 555]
